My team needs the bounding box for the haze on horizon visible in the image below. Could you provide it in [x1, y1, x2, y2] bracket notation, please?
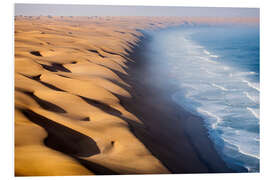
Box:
[15, 4, 259, 18]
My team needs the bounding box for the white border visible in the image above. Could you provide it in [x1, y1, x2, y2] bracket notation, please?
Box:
[2, 0, 269, 180]
[13, 0, 261, 8]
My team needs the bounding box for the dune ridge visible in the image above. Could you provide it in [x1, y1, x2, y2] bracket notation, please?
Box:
[14, 16, 257, 176]
[14, 16, 177, 176]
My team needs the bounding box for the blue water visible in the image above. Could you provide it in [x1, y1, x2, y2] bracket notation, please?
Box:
[144, 25, 260, 172]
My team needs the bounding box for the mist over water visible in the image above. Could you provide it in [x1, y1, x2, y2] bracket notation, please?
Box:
[143, 25, 259, 172]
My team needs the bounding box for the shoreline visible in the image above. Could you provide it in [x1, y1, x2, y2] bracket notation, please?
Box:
[116, 30, 234, 173]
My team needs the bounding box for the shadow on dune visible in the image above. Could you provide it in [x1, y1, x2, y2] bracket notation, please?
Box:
[39, 63, 71, 73]
[87, 49, 105, 58]
[30, 51, 42, 57]
[26, 91, 66, 113]
[79, 96, 122, 117]
[19, 108, 120, 174]
[23, 74, 65, 92]
[74, 158, 118, 175]
[100, 48, 128, 59]
[20, 109, 100, 157]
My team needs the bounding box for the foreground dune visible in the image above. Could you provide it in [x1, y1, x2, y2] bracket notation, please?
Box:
[14, 16, 258, 176]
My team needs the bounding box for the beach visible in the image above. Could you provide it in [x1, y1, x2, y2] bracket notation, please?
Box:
[118, 33, 232, 173]
[14, 16, 258, 175]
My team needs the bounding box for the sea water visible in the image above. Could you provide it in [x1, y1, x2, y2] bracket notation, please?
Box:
[144, 25, 259, 172]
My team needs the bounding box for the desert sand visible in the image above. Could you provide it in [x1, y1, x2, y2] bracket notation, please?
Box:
[14, 16, 258, 176]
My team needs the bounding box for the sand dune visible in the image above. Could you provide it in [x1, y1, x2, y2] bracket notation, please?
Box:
[14, 16, 258, 176]
[15, 16, 175, 176]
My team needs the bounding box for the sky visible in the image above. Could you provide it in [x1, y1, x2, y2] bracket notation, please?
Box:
[15, 4, 259, 17]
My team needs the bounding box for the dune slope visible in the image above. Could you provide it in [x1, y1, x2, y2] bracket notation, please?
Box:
[14, 16, 182, 176]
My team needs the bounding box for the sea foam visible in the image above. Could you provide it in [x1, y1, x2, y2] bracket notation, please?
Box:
[147, 26, 260, 172]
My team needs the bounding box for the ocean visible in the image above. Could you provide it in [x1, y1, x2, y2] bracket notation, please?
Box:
[144, 25, 260, 172]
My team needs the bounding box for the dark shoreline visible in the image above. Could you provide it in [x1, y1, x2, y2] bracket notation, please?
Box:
[116, 29, 234, 173]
